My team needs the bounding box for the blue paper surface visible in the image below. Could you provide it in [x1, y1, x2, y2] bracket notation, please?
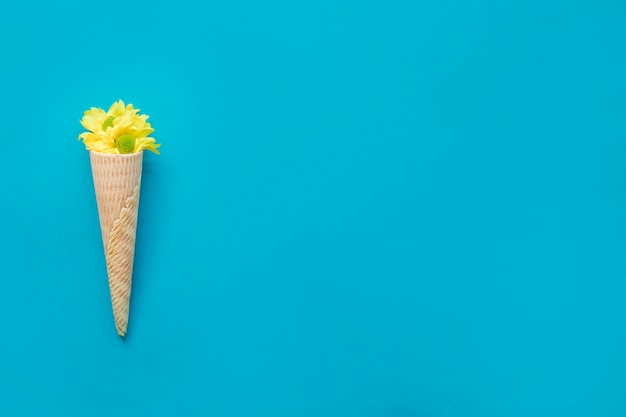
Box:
[1, 0, 626, 416]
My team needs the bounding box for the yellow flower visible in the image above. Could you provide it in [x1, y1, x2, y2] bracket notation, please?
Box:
[78, 100, 161, 154]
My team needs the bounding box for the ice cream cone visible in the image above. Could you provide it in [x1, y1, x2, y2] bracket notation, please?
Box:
[90, 150, 143, 337]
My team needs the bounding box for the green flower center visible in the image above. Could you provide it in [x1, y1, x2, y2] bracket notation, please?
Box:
[102, 116, 115, 130]
[116, 134, 136, 154]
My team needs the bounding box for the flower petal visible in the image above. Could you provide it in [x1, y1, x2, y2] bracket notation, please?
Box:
[80, 107, 106, 132]
[108, 100, 126, 117]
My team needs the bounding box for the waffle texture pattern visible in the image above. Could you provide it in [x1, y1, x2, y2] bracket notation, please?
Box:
[90, 151, 143, 337]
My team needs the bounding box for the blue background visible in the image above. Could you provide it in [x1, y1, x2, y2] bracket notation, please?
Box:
[0, 0, 625, 416]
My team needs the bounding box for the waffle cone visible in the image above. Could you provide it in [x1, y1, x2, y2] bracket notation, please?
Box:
[90, 150, 143, 337]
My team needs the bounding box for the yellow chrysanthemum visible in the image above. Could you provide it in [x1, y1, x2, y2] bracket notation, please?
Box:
[78, 100, 161, 154]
